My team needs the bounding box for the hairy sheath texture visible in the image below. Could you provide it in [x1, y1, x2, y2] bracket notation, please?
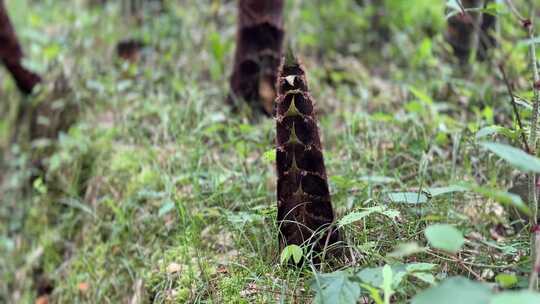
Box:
[230, 0, 284, 115]
[276, 55, 339, 254]
[446, 0, 496, 62]
[0, 0, 41, 94]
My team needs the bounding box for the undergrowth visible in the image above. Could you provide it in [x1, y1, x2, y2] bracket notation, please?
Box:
[1, 0, 539, 303]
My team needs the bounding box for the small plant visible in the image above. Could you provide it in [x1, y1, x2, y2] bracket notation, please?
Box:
[275, 49, 340, 262]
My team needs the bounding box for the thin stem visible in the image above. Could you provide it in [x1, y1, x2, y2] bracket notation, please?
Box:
[505, 0, 526, 22]
[498, 64, 531, 153]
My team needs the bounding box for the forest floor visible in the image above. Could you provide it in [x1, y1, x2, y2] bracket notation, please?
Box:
[0, 0, 537, 303]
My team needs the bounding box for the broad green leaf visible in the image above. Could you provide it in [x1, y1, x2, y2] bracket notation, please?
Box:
[280, 245, 303, 264]
[495, 273, 518, 288]
[387, 192, 428, 204]
[490, 291, 540, 304]
[357, 265, 407, 289]
[312, 271, 362, 304]
[480, 142, 540, 173]
[425, 224, 464, 253]
[411, 277, 492, 304]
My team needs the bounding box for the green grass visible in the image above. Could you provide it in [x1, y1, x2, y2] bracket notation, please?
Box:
[0, 0, 538, 303]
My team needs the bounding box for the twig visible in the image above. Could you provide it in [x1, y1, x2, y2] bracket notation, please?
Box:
[426, 249, 523, 269]
[505, 0, 527, 23]
[498, 64, 531, 153]
[457, 255, 483, 281]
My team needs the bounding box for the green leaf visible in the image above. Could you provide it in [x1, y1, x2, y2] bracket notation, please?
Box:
[357, 265, 407, 289]
[495, 273, 518, 288]
[475, 125, 514, 139]
[339, 206, 400, 227]
[405, 263, 437, 273]
[312, 271, 362, 304]
[361, 283, 384, 304]
[424, 224, 464, 253]
[411, 277, 492, 304]
[490, 291, 540, 304]
[387, 192, 428, 204]
[409, 87, 433, 105]
[262, 149, 276, 163]
[480, 142, 540, 173]
[382, 265, 393, 304]
[411, 272, 436, 285]
[280, 245, 303, 264]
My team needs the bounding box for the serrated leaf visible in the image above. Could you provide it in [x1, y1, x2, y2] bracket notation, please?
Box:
[280, 244, 303, 264]
[312, 271, 362, 304]
[480, 142, 540, 173]
[411, 277, 491, 304]
[425, 224, 464, 253]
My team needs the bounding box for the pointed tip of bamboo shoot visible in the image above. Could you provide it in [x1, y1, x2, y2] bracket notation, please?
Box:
[284, 45, 298, 67]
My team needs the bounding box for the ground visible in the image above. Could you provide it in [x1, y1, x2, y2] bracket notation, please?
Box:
[0, 0, 537, 303]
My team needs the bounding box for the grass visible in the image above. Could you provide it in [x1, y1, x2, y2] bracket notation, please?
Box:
[0, 0, 538, 303]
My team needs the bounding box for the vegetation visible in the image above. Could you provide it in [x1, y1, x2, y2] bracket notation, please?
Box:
[3, 0, 540, 303]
